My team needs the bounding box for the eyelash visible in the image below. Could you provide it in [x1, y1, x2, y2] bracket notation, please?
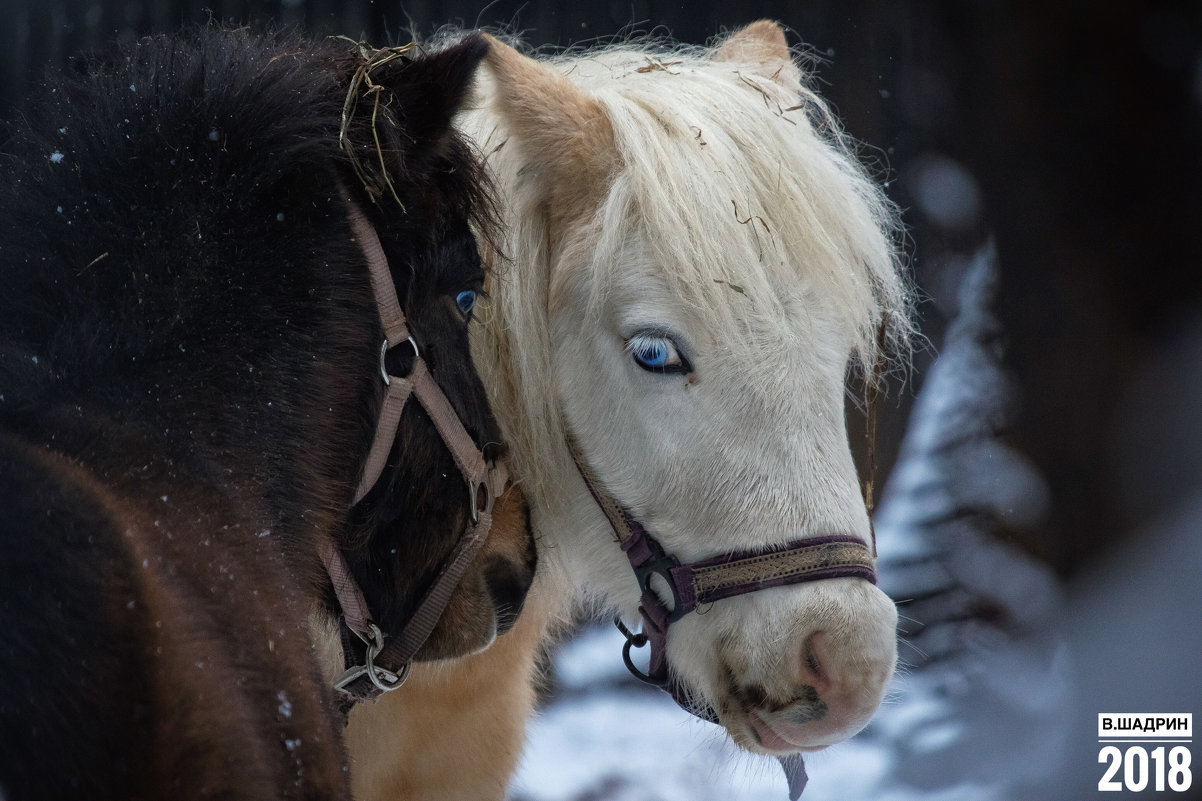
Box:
[626, 332, 691, 374]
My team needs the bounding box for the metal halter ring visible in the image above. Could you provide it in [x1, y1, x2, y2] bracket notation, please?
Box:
[334, 622, 409, 695]
[379, 336, 420, 386]
[467, 471, 495, 524]
[363, 636, 410, 693]
[614, 617, 665, 687]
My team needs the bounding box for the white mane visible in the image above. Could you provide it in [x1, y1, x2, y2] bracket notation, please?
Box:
[465, 36, 911, 515]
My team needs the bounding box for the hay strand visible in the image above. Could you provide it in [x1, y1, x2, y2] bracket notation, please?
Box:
[332, 36, 420, 211]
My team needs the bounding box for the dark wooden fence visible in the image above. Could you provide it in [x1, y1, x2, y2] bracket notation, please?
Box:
[0, 0, 907, 118]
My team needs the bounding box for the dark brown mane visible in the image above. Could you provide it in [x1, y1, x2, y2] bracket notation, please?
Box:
[0, 26, 531, 800]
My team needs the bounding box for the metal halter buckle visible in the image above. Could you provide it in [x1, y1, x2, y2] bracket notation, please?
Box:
[630, 538, 687, 623]
[333, 622, 410, 695]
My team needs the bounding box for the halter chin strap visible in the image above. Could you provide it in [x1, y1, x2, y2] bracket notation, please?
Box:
[566, 432, 876, 800]
[317, 199, 507, 706]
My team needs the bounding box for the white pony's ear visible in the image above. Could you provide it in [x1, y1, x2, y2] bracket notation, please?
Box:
[482, 35, 617, 223]
[713, 20, 800, 89]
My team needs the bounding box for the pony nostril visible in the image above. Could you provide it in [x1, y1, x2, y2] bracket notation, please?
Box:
[801, 631, 831, 693]
[484, 557, 532, 635]
[739, 683, 770, 710]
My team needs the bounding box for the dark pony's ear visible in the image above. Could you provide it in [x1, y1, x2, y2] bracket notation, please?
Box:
[385, 34, 490, 153]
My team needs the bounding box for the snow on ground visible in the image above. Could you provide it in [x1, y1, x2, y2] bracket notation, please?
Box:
[510, 624, 1014, 801]
[510, 625, 896, 801]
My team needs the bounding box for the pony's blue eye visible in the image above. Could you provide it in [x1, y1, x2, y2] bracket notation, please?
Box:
[627, 333, 688, 373]
[455, 290, 477, 317]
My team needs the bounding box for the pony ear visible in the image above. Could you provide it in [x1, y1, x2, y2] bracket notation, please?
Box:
[481, 35, 617, 221]
[385, 34, 491, 151]
[713, 20, 800, 89]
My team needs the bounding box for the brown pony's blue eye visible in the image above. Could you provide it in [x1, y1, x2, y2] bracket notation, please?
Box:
[455, 290, 477, 317]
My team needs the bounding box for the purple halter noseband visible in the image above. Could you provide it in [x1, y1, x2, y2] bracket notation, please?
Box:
[618, 529, 876, 685]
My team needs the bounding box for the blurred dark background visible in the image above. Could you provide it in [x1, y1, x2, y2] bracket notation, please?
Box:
[3, 0, 1200, 579]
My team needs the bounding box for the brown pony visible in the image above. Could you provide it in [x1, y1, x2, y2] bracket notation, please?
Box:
[0, 27, 534, 801]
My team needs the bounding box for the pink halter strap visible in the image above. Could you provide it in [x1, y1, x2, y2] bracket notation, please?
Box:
[318, 199, 506, 704]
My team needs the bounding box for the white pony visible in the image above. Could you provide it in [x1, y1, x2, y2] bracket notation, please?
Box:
[343, 21, 911, 799]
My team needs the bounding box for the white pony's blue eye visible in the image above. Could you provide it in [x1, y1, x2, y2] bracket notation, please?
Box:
[627, 333, 689, 374]
[455, 290, 477, 317]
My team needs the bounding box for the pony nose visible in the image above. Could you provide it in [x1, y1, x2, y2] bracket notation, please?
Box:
[745, 626, 894, 751]
[483, 555, 534, 635]
[793, 626, 891, 727]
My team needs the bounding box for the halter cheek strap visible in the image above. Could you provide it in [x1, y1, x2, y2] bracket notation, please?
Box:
[317, 199, 507, 705]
